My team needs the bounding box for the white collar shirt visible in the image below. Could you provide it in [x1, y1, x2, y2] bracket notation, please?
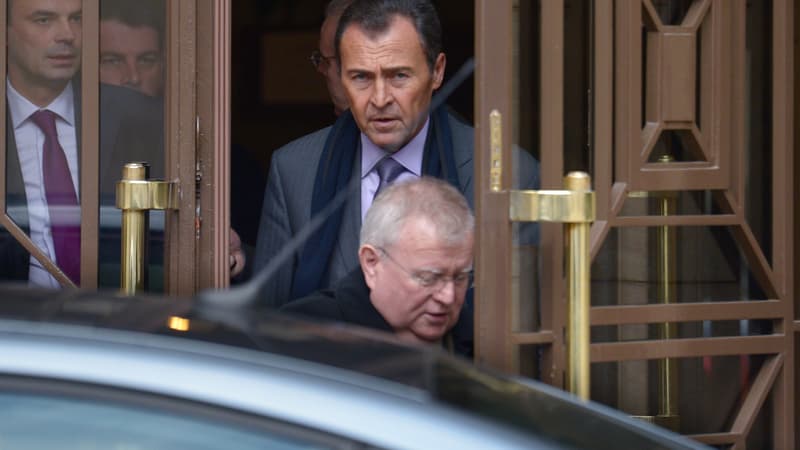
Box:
[7, 79, 79, 288]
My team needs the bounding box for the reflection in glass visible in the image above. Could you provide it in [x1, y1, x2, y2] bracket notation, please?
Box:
[619, 190, 730, 217]
[510, 1, 543, 343]
[592, 320, 773, 344]
[591, 355, 770, 437]
[4, 0, 84, 288]
[99, 0, 166, 290]
[745, 0, 773, 267]
[592, 227, 771, 306]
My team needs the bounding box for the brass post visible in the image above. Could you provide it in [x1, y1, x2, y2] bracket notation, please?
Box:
[507, 171, 594, 399]
[116, 162, 178, 295]
[119, 163, 148, 294]
[564, 171, 592, 400]
[655, 155, 680, 430]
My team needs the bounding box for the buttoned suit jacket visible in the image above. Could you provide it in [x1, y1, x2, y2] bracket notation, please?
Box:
[0, 83, 164, 282]
[254, 112, 539, 308]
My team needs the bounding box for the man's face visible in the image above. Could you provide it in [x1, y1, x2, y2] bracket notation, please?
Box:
[7, 0, 82, 98]
[361, 216, 473, 344]
[318, 13, 348, 116]
[100, 20, 163, 97]
[339, 15, 445, 152]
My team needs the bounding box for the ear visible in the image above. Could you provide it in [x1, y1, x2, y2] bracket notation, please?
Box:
[431, 53, 446, 90]
[359, 245, 381, 290]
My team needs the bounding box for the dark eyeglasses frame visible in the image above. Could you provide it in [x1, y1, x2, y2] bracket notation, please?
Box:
[378, 247, 474, 291]
[310, 49, 336, 70]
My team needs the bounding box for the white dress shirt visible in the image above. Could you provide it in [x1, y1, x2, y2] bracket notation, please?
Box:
[7, 79, 79, 288]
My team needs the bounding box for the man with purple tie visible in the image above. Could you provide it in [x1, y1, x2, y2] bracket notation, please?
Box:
[1, 0, 163, 287]
[254, 0, 540, 311]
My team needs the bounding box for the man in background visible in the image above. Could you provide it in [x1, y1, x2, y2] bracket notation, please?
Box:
[311, 0, 352, 116]
[98, 0, 249, 279]
[99, 0, 164, 97]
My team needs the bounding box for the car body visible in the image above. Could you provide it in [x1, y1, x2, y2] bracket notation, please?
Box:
[0, 284, 707, 449]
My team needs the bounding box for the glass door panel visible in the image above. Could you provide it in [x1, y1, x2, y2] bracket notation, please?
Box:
[97, 0, 166, 290]
[0, 0, 170, 292]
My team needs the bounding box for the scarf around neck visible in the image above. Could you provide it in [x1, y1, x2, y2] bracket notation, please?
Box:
[289, 106, 460, 300]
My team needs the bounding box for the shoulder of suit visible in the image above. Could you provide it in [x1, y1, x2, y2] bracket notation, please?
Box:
[446, 112, 474, 145]
[99, 83, 162, 116]
[280, 291, 344, 319]
[272, 125, 334, 164]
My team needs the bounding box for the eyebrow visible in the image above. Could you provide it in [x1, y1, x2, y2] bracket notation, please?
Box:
[345, 65, 414, 75]
[27, 9, 82, 18]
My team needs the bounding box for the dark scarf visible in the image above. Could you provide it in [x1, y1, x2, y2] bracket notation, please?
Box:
[290, 106, 460, 299]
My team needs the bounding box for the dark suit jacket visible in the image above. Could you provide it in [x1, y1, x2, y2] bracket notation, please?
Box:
[1, 83, 164, 283]
[280, 268, 394, 332]
[281, 268, 473, 357]
[253, 112, 539, 308]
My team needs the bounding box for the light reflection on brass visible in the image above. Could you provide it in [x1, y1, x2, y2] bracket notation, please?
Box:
[510, 189, 595, 223]
[489, 110, 503, 192]
[116, 162, 178, 295]
[168, 316, 191, 332]
[507, 172, 595, 400]
[564, 172, 592, 400]
[118, 163, 148, 295]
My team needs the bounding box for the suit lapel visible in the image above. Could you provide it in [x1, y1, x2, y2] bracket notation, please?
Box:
[332, 144, 362, 281]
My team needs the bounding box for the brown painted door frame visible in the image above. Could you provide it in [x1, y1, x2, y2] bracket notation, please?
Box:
[475, 0, 795, 446]
[164, 0, 232, 296]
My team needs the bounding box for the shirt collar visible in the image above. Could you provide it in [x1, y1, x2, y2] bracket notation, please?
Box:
[7, 79, 75, 128]
[361, 117, 429, 178]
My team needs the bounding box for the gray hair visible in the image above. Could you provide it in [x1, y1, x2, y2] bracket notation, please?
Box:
[360, 177, 474, 249]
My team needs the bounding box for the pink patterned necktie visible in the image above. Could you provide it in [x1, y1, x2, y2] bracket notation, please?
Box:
[374, 157, 406, 200]
[30, 110, 80, 285]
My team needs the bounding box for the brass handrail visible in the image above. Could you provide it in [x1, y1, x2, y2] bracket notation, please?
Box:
[116, 162, 178, 294]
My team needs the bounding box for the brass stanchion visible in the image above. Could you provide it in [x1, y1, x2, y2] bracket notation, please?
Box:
[116, 162, 178, 295]
[565, 172, 592, 400]
[630, 155, 680, 430]
[655, 156, 680, 430]
[509, 171, 595, 400]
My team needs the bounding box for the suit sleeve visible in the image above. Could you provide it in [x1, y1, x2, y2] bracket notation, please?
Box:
[253, 152, 295, 308]
[0, 228, 30, 281]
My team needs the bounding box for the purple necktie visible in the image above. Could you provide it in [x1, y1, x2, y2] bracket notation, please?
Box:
[30, 110, 80, 285]
[374, 157, 405, 200]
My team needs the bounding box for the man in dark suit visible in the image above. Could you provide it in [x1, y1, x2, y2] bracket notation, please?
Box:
[1, 0, 162, 287]
[282, 177, 474, 354]
[254, 0, 539, 308]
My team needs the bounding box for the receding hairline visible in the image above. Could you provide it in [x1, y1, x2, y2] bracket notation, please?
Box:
[360, 177, 475, 251]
